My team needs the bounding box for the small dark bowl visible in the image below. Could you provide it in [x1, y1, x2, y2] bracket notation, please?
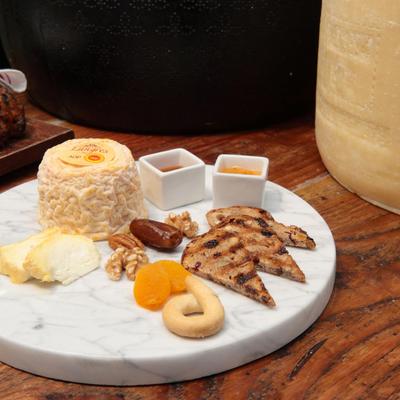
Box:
[0, 0, 321, 132]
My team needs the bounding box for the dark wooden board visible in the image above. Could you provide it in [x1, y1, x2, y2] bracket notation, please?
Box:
[0, 119, 74, 176]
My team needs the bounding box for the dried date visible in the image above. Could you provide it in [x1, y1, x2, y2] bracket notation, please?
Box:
[130, 219, 183, 250]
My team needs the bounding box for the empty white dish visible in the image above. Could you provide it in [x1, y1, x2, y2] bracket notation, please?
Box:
[139, 148, 205, 210]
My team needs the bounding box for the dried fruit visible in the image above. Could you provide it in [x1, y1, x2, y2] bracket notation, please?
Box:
[134, 264, 171, 311]
[153, 260, 190, 293]
[108, 233, 144, 250]
[130, 219, 183, 250]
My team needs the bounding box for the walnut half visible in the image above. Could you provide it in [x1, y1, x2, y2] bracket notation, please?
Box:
[164, 211, 199, 238]
[105, 247, 149, 281]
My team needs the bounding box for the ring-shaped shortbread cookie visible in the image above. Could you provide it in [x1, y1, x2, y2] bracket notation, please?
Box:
[162, 275, 224, 338]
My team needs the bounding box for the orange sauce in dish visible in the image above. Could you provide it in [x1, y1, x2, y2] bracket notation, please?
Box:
[219, 166, 261, 175]
[159, 165, 183, 172]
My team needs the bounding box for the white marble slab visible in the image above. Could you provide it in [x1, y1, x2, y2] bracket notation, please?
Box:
[0, 166, 335, 385]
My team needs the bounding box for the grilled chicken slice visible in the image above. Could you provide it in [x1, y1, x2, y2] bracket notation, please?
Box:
[181, 230, 275, 307]
[207, 206, 316, 250]
[215, 216, 305, 282]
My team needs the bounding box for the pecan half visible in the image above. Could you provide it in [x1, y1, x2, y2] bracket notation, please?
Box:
[108, 233, 145, 250]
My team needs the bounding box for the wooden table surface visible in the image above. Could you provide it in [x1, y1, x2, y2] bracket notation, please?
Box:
[1, 104, 399, 400]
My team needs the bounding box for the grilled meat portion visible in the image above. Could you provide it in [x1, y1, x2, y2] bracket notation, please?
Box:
[181, 230, 275, 306]
[215, 216, 305, 282]
[207, 206, 316, 250]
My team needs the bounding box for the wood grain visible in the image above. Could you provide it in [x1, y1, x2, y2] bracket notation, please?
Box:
[0, 104, 399, 399]
[0, 119, 74, 176]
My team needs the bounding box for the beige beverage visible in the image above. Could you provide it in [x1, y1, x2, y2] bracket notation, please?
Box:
[315, 0, 400, 214]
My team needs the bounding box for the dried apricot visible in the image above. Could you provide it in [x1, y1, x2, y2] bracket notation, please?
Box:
[134, 264, 171, 311]
[153, 260, 191, 293]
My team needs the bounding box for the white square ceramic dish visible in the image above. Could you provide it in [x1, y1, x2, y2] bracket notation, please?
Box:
[212, 154, 269, 208]
[139, 148, 205, 210]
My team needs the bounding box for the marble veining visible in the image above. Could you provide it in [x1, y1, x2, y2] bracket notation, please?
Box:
[0, 166, 336, 385]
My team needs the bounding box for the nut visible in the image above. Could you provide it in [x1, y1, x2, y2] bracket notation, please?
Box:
[108, 233, 145, 250]
[130, 219, 183, 250]
[105, 247, 126, 281]
[105, 247, 149, 281]
[164, 211, 199, 238]
[124, 248, 149, 281]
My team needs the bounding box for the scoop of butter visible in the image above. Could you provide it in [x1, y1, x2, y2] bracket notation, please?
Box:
[23, 233, 100, 285]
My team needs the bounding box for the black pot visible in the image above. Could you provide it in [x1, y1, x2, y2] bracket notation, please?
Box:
[0, 0, 321, 132]
[0, 42, 8, 67]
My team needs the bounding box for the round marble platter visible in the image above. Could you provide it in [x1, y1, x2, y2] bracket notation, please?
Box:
[0, 166, 336, 386]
